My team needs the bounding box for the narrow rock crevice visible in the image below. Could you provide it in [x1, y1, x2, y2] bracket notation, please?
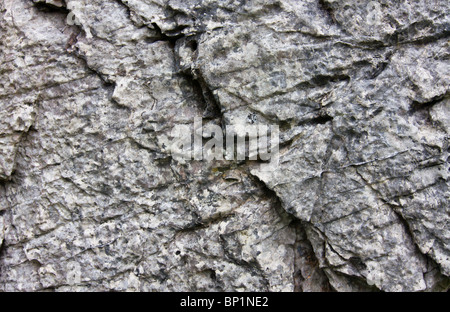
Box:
[410, 94, 447, 113]
[317, 0, 337, 25]
[32, 0, 69, 14]
[368, 61, 389, 79]
[292, 220, 333, 292]
[189, 70, 222, 120]
[0, 234, 7, 266]
[149, 22, 186, 49]
[298, 112, 334, 126]
[148, 21, 222, 120]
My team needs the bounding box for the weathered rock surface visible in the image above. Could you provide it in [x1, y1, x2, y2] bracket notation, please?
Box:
[0, 0, 448, 291]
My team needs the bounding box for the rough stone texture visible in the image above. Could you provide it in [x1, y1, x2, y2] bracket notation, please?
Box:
[0, 0, 448, 292]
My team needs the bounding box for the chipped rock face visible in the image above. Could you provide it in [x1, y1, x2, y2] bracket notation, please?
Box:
[0, 0, 448, 292]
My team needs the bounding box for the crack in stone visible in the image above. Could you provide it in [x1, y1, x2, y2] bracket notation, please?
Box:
[410, 94, 448, 113]
[354, 167, 445, 279]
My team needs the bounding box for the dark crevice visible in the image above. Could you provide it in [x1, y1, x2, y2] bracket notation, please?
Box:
[292, 220, 333, 292]
[113, 0, 132, 20]
[374, 51, 394, 78]
[192, 70, 222, 120]
[33, 1, 69, 14]
[249, 174, 283, 206]
[326, 242, 349, 264]
[150, 22, 186, 49]
[297, 112, 334, 127]
[200, 268, 223, 291]
[311, 74, 350, 86]
[368, 62, 389, 79]
[336, 39, 388, 50]
[179, 69, 222, 121]
[309, 113, 333, 125]
[318, 0, 337, 25]
[150, 19, 222, 121]
[0, 176, 11, 184]
[348, 256, 367, 272]
[0, 235, 7, 262]
[40, 286, 57, 292]
[163, 25, 190, 38]
[385, 20, 450, 46]
[410, 95, 447, 113]
[187, 39, 198, 52]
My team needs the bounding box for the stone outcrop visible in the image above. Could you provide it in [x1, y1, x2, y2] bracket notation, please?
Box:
[0, 0, 448, 291]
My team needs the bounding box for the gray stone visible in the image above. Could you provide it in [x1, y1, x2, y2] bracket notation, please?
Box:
[0, 0, 448, 291]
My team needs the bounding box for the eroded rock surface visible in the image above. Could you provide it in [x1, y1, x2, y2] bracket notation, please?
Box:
[0, 0, 448, 291]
